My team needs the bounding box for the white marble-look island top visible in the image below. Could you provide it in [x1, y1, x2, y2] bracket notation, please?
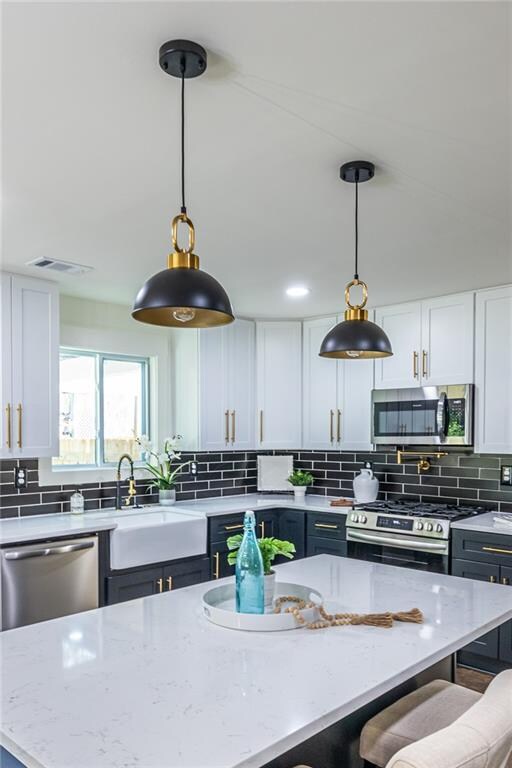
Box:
[2, 555, 512, 768]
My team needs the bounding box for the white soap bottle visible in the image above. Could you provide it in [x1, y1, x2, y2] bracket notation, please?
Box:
[70, 489, 85, 515]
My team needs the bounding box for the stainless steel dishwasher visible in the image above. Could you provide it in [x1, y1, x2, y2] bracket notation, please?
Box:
[1, 536, 99, 630]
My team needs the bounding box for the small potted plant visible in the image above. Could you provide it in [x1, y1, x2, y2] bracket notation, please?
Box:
[136, 434, 190, 506]
[227, 535, 296, 608]
[287, 469, 314, 500]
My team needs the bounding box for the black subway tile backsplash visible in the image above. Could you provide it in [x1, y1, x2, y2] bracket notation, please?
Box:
[1, 449, 511, 518]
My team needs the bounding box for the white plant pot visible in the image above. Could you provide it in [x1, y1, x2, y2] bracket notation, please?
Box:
[293, 487, 307, 500]
[264, 571, 276, 610]
[159, 488, 176, 506]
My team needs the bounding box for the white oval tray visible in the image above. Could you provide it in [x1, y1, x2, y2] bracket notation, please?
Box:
[202, 581, 322, 631]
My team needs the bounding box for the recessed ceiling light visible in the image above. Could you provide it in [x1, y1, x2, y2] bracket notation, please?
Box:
[286, 286, 310, 298]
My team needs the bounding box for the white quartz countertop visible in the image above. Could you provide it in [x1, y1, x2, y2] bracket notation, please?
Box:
[0, 494, 349, 545]
[452, 511, 512, 537]
[2, 555, 512, 768]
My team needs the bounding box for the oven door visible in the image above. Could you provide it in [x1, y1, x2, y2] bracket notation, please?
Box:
[346, 528, 449, 573]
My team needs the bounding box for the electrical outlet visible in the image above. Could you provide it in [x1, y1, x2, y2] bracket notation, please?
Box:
[501, 465, 512, 486]
[15, 466, 27, 489]
[190, 461, 198, 476]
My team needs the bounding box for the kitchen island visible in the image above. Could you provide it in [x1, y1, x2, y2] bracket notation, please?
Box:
[2, 554, 512, 768]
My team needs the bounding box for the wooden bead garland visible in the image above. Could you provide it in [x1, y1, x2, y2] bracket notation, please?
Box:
[273, 595, 423, 630]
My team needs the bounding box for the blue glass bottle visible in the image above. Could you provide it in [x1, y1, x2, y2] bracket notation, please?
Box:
[235, 510, 264, 614]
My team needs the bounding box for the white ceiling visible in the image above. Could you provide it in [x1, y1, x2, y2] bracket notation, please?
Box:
[2, 1, 511, 318]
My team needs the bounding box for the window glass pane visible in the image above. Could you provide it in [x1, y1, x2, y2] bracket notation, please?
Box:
[54, 352, 97, 465]
[103, 358, 145, 463]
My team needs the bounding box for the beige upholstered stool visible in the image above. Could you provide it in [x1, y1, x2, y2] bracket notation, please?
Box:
[360, 678, 481, 767]
[387, 670, 512, 768]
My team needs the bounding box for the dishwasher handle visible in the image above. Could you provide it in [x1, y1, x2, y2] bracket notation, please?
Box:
[4, 541, 95, 561]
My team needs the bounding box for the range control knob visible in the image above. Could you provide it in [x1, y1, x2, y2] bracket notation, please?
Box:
[359, 515, 367, 524]
[350, 513, 357, 522]
[416, 521, 424, 531]
[435, 523, 443, 533]
[426, 523, 433, 532]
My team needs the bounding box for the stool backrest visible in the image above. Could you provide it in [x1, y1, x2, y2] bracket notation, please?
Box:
[387, 670, 512, 768]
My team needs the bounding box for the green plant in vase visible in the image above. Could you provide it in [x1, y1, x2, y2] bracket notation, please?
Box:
[135, 434, 190, 505]
[287, 469, 314, 499]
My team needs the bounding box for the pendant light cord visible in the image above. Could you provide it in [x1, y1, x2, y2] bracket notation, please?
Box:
[180, 68, 186, 214]
[354, 180, 359, 280]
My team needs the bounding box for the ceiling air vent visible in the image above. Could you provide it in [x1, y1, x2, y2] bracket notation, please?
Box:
[26, 258, 93, 275]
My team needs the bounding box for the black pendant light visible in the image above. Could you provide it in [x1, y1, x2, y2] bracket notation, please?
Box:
[319, 161, 393, 359]
[132, 40, 234, 328]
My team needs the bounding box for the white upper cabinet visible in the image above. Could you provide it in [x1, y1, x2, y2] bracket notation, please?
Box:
[1, 272, 59, 459]
[303, 316, 373, 451]
[475, 285, 512, 454]
[375, 292, 474, 389]
[199, 319, 255, 452]
[420, 293, 474, 385]
[374, 302, 422, 389]
[256, 321, 302, 449]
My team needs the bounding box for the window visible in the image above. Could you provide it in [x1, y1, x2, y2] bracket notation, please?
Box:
[54, 349, 149, 468]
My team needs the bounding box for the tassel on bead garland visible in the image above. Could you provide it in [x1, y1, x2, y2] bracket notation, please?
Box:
[273, 596, 423, 631]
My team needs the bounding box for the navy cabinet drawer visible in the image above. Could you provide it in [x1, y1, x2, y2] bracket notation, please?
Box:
[307, 513, 346, 540]
[163, 557, 210, 591]
[452, 530, 512, 566]
[209, 514, 245, 544]
[451, 558, 500, 659]
[307, 536, 347, 558]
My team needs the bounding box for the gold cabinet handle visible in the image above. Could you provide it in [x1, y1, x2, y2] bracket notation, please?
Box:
[422, 350, 428, 378]
[501, 577, 510, 586]
[167, 576, 173, 591]
[5, 404, 11, 449]
[224, 523, 243, 531]
[224, 410, 229, 444]
[314, 522, 338, 530]
[330, 409, 334, 443]
[16, 403, 22, 448]
[259, 410, 263, 443]
[489, 575, 497, 583]
[413, 351, 419, 378]
[213, 552, 220, 579]
[483, 546, 512, 555]
[156, 578, 163, 593]
[337, 409, 341, 443]
[231, 410, 236, 444]
[259, 521, 265, 538]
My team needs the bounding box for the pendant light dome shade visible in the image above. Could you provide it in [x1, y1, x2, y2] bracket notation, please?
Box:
[319, 318, 392, 358]
[132, 266, 234, 328]
[132, 41, 234, 329]
[319, 161, 393, 360]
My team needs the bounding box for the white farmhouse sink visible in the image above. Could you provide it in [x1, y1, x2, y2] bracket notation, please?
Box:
[108, 508, 207, 570]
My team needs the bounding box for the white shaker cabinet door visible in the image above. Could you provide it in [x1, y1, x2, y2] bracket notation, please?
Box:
[475, 285, 512, 453]
[374, 302, 422, 389]
[226, 319, 255, 451]
[420, 292, 474, 385]
[199, 326, 229, 452]
[10, 274, 59, 458]
[256, 321, 302, 449]
[302, 317, 338, 450]
[0, 273, 13, 458]
[338, 358, 374, 451]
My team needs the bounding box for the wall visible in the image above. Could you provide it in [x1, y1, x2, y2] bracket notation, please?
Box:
[1, 449, 511, 518]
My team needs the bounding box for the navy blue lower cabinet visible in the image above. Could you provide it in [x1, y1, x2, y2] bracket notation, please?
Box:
[106, 557, 211, 605]
[256, 510, 279, 539]
[278, 508, 306, 560]
[210, 539, 235, 580]
[451, 558, 500, 659]
[307, 512, 346, 540]
[106, 566, 163, 605]
[307, 536, 347, 558]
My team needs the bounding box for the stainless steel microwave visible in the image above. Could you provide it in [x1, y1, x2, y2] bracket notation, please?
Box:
[371, 384, 474, 446]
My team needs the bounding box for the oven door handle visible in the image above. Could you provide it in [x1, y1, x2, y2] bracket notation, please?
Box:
[347, 529, 448, 552]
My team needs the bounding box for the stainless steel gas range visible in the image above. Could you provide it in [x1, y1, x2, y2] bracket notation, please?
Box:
[346, 501, 486, 574]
